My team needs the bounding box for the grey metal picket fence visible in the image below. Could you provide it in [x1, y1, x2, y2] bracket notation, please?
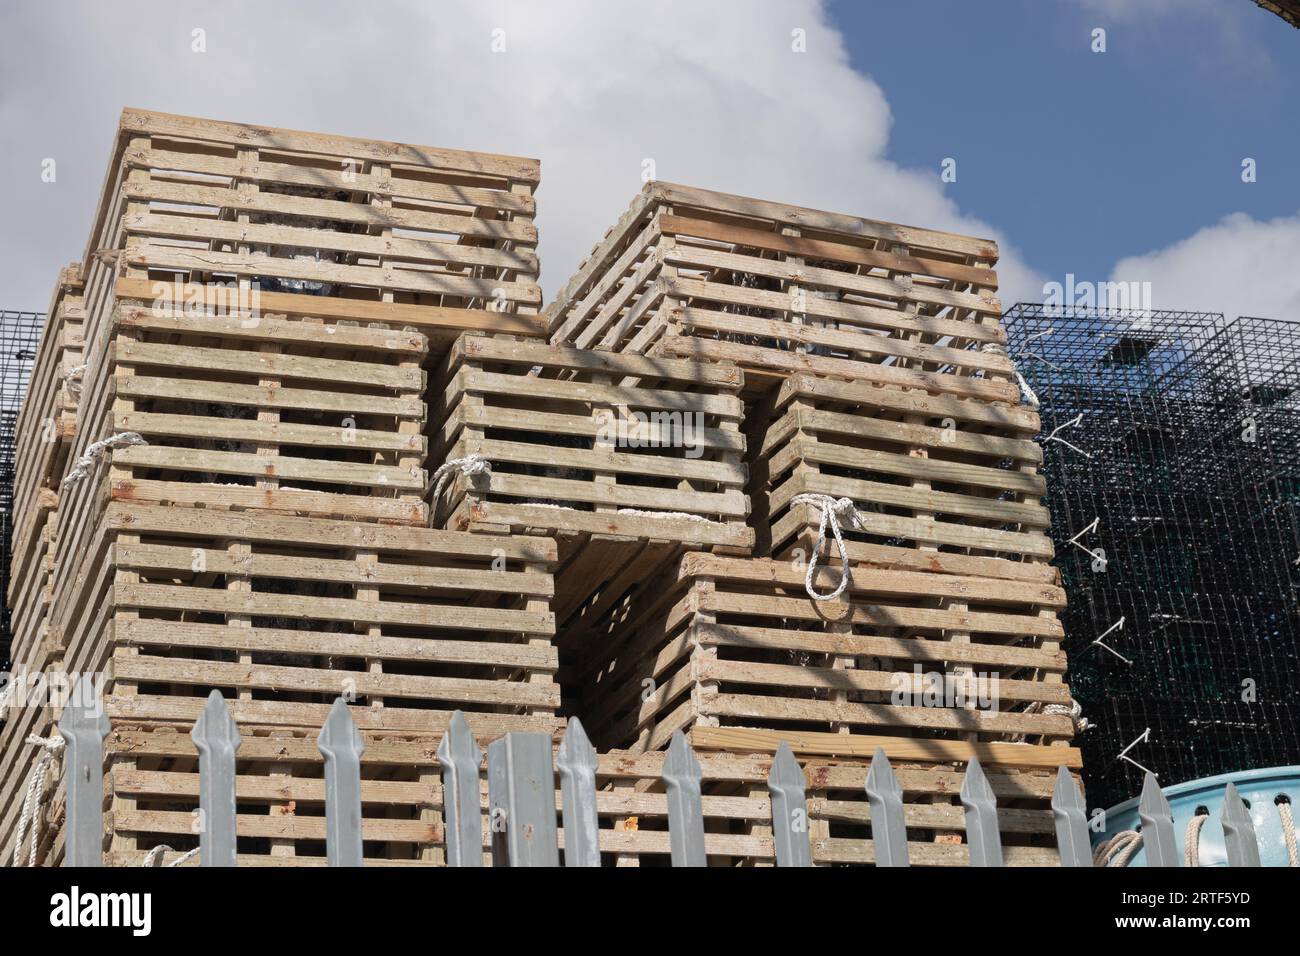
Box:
[54, 683, 1266, 868]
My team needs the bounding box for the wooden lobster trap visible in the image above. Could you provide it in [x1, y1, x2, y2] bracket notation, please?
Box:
[104, 290, 430, 525]
[55, 502, 560, 736]
[546, 181, 1011, 399]
[58, 106, 552, 533]
[428, 333, 754, 628]
[756, 372, 1053, 566]
[6, 266, 84, 674]
[579, 553, 1077, 766]
[106, 108, 541, 319]
[4, 498, 563, 866]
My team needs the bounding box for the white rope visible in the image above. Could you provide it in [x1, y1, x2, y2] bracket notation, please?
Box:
[1012, 369, 1040, 408]
[490, 501, 719, 525]
[1014, 699, 1092, 743]
[0, 679, 16, 723]
[788, 493, 866, 601]
[61, 432, 147, 488]
[61, 364, 87, 399]
[142, 845, 200, 867]
[983, 342, 1040, 408]
[427, 454, 491, 505]
[1041, 700, 1093, 734]
[1184, 813, 1208, 867]
[615, 508, 718, 523]
[425, 465, 722, 528]
[13, 733, 65, 867]
[1093, 829, 1142, 867]
[1279, 800, 1298, 867]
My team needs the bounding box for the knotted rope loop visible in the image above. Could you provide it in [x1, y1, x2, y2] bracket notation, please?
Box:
[789, 493, 865, 601]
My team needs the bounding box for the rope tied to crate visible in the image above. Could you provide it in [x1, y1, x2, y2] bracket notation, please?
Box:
[426, 454, 491, 508]
[61, 364, 87, 399]
[0, 678, 16, 722]
[1010, 700, 1092, 743]
[141, 845, 200, 867]
[61, 432, 147, 488]
[788, 493, 867, 602]
[1092, 829, 1142, 867]
[981, 342, 1040, 408]
[1032, 699, 1093, 734]
[13, 733, 65, 867]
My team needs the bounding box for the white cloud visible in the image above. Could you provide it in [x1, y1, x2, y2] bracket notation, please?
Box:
[1108, 211, 1300, 319]
[0, 0, 1043, 313]
[1072, 0, 1222, 20]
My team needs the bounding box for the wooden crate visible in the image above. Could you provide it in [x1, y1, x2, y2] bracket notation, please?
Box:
[51, 502, 560, 738]
[546, 181, 1010, 399]
[6, 265, 84, 671]
[758, 372, 1053, 564]
[0, 637, 65, 865]
[429, 333, 754, 629]
[71, 732, 1062, 867]
[104, 290, 430, 525]
[583, 749, 1066, 867]
[2, 499, 563, 864]
[48, 107, 553, 541]
[99, 109, 542, 329]
[579, 553, 1078, 765]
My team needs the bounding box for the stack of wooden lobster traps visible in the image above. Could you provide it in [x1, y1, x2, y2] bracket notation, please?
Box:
[0, 264, 86, 865]
[546, 181, 1080, 863]
[1, 109, 561, 865]
[1, 114, 1079, 866]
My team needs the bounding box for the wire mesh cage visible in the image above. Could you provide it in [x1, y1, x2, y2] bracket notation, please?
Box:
[1005, 304, 1300, 810]
[0, 310, 45, 670]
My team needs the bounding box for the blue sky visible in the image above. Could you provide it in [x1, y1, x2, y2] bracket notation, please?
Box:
[827, 0, 1300, 305]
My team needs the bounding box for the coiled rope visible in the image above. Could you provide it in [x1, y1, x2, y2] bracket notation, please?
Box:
[1096, 796, 1299, 867]
[1093, 829, 1142, 867]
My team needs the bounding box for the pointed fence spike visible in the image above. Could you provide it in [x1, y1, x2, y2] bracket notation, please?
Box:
[959, 758, 1004, 867]
[1137, 772, 1179, 867]
[191, 690, 241, 867]
[437, 711, 483, 867]
[663, 731, 707, 867]
[58, 675, 111, 867]
[556, 718, 601, 867]
[766, 742, 812, 867]
[317, 698, 364, 867]
[1220, 783, 1261, 868]
[865, 747, 910, 867]
[1051, 766, 1093, 867]
[487, 733, 559, 867]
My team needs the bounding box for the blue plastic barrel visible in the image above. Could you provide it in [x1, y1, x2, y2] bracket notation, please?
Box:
[1092, 766, 1300, 866]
